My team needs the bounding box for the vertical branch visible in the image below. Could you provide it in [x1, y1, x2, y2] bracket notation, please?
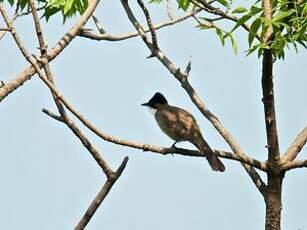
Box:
[262, 49, 280, 168]
[136, 0, 159, 50]
[262, 0, 283, 230]
[262, 0, 280, 168]
[28, 0, 66, 116]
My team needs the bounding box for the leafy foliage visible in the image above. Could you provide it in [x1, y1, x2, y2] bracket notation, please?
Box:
[44, 0, 88, 21]
[0, 0, 88, 22]
[185, 0, 306, 58]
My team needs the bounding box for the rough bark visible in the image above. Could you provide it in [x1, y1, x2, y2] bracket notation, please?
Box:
[265, 172, 284, 230]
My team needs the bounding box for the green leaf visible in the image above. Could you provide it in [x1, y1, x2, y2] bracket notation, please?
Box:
[7, 0, 14, 6]
[245, 45, 259, 57]
[229, 33, 238, 54]
[149, 0, 163, 3]
[177, 0, 189, 11]
[232, 6, 248, 14]
[250, 5, 262, 14]
[217, 0, 228, 7]
[230, 13, 253, 32]
[19, 0, 29, 10]
[273, 10, 295, 22]
[248, 18, 262, 46]
[64, 0, 74, 14]
[216, 28, 225, 46]
[44, 6, 61, 21]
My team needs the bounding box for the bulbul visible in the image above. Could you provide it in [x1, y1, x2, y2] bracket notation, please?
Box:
[142, 92, 225, 172]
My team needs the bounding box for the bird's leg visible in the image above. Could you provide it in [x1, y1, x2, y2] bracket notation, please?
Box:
[170, 141, 178, 157]
[171, 141, 178, 148]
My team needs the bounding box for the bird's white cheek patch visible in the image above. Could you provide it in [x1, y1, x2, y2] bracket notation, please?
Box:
[147, 107, 157, 115]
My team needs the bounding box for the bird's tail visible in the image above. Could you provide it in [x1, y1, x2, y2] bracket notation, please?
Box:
[193, 136, 225, 172]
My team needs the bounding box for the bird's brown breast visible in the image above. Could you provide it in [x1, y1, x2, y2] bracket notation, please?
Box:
[154, 105, 201, 142]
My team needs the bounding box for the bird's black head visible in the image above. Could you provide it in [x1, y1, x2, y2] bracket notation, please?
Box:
[142, 92, 168, 109]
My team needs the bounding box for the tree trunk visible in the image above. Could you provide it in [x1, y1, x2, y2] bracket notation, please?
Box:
[265, 171, 284, 230]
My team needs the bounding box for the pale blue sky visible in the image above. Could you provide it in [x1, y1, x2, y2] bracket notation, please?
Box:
[0, 0, 306, 229]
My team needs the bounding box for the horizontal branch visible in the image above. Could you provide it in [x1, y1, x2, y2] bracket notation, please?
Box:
[42, 106, 266, 170]
[281, 127, 307, 165]
[78, 9, 201, 41]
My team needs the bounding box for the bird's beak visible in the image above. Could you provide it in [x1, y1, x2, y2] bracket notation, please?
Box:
[141, 102, 149, 106]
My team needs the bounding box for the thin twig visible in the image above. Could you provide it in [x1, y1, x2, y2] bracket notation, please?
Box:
[137, 0, 159, 50]
[0, 6, 45, 40]
[281, 127, 307, 165]
[74, 157, 129, 230]
[190, 0, 260, 41]
[78, 9, 201, 41]
[120, 0, 267, 196]
[0, 0, 101, 102]
[0, 4, 114, 177]
[28, 0, 66, 117]
[92, 14, 107, 34]
[166, 0, 174, 20]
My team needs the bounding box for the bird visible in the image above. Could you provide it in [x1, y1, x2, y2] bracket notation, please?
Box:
[142, 92, 225, 172]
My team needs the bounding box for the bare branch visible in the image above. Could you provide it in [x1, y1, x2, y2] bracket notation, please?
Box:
[43, 97, 266, 170]
[137, 0, 159, 50]
[282, 159, 307, 171]
[0, 0, 101, 102]
[0, 27, 11, 31]
[166, 0, 174, 20]
[28, 0, 67, 117]
[42, 108, 63, 122]
[92, 14, 107, 34]
[74, 157, 129, 230]
[0, 4, 113, 178]
[281, 127, 307, 164]
[120, 0, 267, 196]
[78, 9, 201, 41]
[0, 6, 45, 40]
[190, 0, 260, 41]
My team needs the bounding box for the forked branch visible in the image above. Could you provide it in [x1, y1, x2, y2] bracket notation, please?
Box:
[120, 0, 267, 196]
[74, 157, 129, 230]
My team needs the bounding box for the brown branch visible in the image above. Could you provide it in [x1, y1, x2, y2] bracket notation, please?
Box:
[92, 14, 106, 34]
[74, 156, 129, 230]
[282, 159, 307, 171]
[0, 0, 101, 103]
[137, 0, 158, 50]
[121, 0, 267, 197]
[34, 82, 266, 171]
[78, 9, 201, 41]
[43, 97, 266, 170]
[0, 6, 45, 40]
[281, 127, 307, 165]
[261, 0, 280, 171]
[262, 50, 280, 170]
[28, 0, 66, 117]
[166, 0, 174, 20]
[0, 4, 113, 178]
[190, 0, 260, 41]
